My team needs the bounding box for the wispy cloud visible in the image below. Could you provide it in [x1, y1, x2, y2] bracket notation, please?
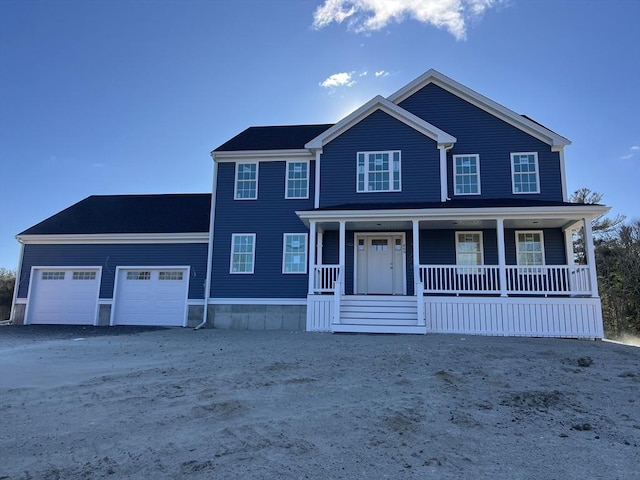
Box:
[319, 72, 357, 89]
[621, 145, 640, 160]
[375, 70, 389, 77]
[312, 0, 505, 40]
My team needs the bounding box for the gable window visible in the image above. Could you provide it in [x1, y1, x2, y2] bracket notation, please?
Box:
[286, 161, 309, 199]
[234, 162, 258, 199]
[511, 153, 540, 194]
[516, 231, 545, 266]
[357, 151, 401, 193]
[456, 232, 483, 273]
[230, 234, 256, 274]
[454, 155, 480, 195]
[282, 233, 307, 274]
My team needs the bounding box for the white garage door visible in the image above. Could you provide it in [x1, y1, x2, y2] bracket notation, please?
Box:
[27, 268, 100, 325]
[113, 268, 189, 326]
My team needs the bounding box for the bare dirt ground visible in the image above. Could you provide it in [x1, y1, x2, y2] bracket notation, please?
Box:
[0, 326, 638, 480]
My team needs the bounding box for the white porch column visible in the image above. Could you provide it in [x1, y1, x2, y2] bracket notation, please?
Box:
[564, 229, 575, 266]
[583, 218, 599, 297]
[317, 230, 324, 266]
[496, 218, 508, 297]
[307, 220, 317, 294]
[339, 220, 346, 294]
[412, 219, 420, 285]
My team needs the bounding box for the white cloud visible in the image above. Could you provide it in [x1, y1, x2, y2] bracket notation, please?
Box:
[319, 72, 357, 89]
[375, 70, 389, 77]
[312, 0, 505, 40]
[621, 145, 640, 160]
[359, 71, 368, 76]
[631, 146, 640, 151]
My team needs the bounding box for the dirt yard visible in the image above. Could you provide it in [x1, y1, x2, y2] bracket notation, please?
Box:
[0, 326, 638, 479]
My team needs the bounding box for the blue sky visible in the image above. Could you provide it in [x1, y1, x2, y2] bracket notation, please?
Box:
[1, 0, 639, 269]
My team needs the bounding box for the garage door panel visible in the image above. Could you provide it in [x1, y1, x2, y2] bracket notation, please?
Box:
[113, 268, 188, 326]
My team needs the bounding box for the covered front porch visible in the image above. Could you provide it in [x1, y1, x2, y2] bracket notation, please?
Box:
[298, 203, 607, 337]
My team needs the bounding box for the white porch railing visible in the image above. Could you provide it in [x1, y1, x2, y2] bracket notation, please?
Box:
[420, 265, 592, 296]
[313, 264, 340, 293]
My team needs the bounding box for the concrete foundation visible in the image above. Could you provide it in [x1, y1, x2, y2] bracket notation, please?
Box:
[209, 304, 306, 330]
[187, 305, 204, 328]
[10, 304, 26, 325]
[98, 304, 111, 326]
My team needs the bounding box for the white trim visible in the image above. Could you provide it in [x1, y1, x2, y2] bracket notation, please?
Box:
[98, 298, 112, 305]
[16, 232, 209, 244]
[234, 161, 259, 200]
[230, 233, 256, 274]
[453, 154, 481, 196]
[209, 298, 307, 305]
[354, 232, 407, 296]
[282, 233, 308, 274]
[356, 151, 402, 193]
[305, 95, 456, 149]
[188, 299, 205, 306]
[387, 69, 571, 148]
[285, 160, 310, 199]
[511, 152, 540, 194]
[9, 243, 24, 323]
[25, 266, 102, 326]
[455, 231, 484, 266]
[314, 150, 321, 208]
[213, 150, 313, 162]
[14, 298, 27, 304]
[558, 147, 568, 201]
[515, 230, 546, 266]
[110, 266, 190, 327]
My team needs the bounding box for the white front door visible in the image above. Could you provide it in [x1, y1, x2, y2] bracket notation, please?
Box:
[356, 234, 405, 295]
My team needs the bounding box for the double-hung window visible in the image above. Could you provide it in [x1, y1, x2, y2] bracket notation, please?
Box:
[282, 233, 307, 274]
[357, 151, 401, 193]
[511, 153, 539, 194]
[456, 232, 483, 273]
[285, 161, 309, 199]
[235, 162, 258, 199]
[230, 234, 256, 274]
[516, 231, 545, 268]
[454, 155, 480, 195]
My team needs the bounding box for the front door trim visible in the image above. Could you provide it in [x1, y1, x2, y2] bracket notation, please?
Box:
[354, 232, 407, 295]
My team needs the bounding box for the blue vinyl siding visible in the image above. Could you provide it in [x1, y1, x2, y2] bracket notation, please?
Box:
[419, 229, 498, 265]
[18, 243, 208, 299]
[211, 161, 314, 298]
[505, 228, 566, 265]
[319, 110, 441, 207]
[399, 84, 564, 201]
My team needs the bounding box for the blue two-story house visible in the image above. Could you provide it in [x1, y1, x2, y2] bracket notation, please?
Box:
[11, 69, 608, 337]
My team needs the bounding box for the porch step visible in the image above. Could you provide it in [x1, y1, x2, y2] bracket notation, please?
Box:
[332, 324, 427, 334]
[338, 296, 419, 326]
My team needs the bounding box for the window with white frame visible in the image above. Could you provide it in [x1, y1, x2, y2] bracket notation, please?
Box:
[286, 161, 309, 199]
[42, 271, 65, 280]
[456, 232, 484, 271]
[357, 151, 401, 193]
[516, 231, 545, 266]
[72, 271, 96, 280]
[282, 233, 307, 274]
[230, 234, 256, 274]
[234, 162, 258, 199]
[454, 155, 481, 195]
[511, 153, 540, 194]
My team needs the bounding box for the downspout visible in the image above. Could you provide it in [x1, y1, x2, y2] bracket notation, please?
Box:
[8, 240, 24, 324]
[195, 155, 218, 330]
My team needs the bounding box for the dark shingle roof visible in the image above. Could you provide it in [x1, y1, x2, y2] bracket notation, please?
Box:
[213, 124, 333, 152]
[311, 198, 592, 211]
[19, 194, 211, 235]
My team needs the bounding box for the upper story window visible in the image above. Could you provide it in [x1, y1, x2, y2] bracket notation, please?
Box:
[454, 155, 481, 195]
[230, 234, 256, 274]
[511, 153, 540, 194]
[286, 161, 309, 199]
[516, 231, 545, 266]
[282, 233, 308, 274]
[357, 151, 401, 193]
[234, 162, 258, 200]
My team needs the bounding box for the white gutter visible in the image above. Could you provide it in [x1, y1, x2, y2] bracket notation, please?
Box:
[8, 241, 24, 324]
[195, 156, 218, 330]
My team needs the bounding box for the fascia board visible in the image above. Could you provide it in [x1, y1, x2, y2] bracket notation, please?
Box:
[305, 95, 456, 149]
[16, 232, 209, 244]
[297, 205, 610, 222]
[212, 149, 313, 162]
[388, 69, 571, 148]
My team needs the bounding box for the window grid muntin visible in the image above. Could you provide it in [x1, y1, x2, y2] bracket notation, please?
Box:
[282, 233, 307, 274]
[234, 162, 258, 199]
[231, 234, 256, 274]
[73, 271, 96, 280]
[516, 231, 545, 266]
[511, 153, 540, 194]
[454, 155, 481, 195]
[42, 271, 65, 280]
[357, 151, 401, 193]
[159, 271, 184, 281]
[286, 161, 309, 199]
[127, 271, 151, 280]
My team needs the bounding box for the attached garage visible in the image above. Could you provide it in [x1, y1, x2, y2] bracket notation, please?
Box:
[26, 267, 101, 325]
[112, 267, 189, 327]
